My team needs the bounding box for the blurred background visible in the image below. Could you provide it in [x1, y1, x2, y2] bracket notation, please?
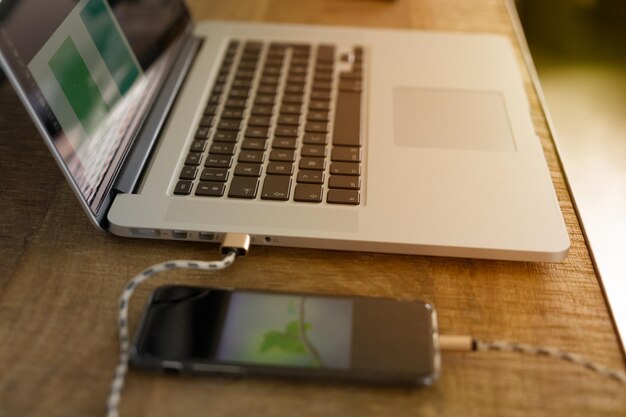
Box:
[516, 0, 626, 350]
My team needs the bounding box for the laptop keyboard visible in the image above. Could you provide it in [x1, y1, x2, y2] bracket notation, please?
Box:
[174, 40, 364, 205]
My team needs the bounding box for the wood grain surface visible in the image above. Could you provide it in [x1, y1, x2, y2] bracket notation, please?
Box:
[1, 1, 624, 416]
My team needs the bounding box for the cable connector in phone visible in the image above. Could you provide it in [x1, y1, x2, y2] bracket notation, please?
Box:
[220, 233, 251, 256]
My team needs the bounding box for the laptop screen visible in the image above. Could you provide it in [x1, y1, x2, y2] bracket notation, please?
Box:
[0, 0, 190, 215]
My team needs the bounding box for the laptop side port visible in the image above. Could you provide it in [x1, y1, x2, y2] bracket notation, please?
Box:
[171, 230, 188, 239]
[130, 228, 161, 237]
[198, 232, 216, 241]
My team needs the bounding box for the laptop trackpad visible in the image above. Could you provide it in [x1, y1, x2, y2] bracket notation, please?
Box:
[392, 87, 515, 152]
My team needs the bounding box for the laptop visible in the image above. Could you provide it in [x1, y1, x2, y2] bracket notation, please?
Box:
[0, 0, 569, 261]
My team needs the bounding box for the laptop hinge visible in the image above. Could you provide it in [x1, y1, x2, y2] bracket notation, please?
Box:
[111, 32, 203, 198]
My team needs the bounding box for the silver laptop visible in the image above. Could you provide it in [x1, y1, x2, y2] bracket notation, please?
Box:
[0, 0, 569, 261]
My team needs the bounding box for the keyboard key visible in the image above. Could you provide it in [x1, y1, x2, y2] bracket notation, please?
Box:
[314, 72, 333, 82]
[208, 93, 222, 104]
[310, 91, 331, 101]
[185, 152, 202, 166]
[282, 94, 304, 104]
[317, 45, 335, 62]
[204, 104, 218, 115]
[305, 122, 328, 133]
[307, 111, 329, 122]
[332, 91, 362, 147]
[261, 175, 292, 201]
[297, 170, 324, 184]
[196, 181, 225, 197]
[303, 132, 327, 145]
[301, 144, 327, 157]
[205, 156, 232, 168]
[264, 58, 284, 68]
[225, 98, 247, 109]
[316, 62, 334, 72]
[275, 126, 299, 137]
[309, 100, 331, 111]
[291, 57, 309, 66]
[329, 175, 360, 190]
[266, 161, 294, 175]
[209, 143, 236, 155]
[174, 180, 193, 195]
[257, 85, 277, 95]
[312, 81, 332, 91]
[238, 150, 265, 163]
[251, 105, 274, 116]
[331, 147, 361, 162]
[241, 138, 268, 151]
[289, 65, 307, 75]
[221, 109, 244, 120]
[340, 71, 362, 81]
[294, 184, 323, 203]
[255, 95, 275, 106]
[248, 116, 272, 127]
[339, 79, 363, 93]
[235, 70, 255, 79]
[217, 119, 241, 131]
[299, 157, 326, 171]
[244, 40, 263, 50]
[330, 162, 360, 175]
[232, 79, 252, 88]
[235, 163, 262, 177]
[277, 114, 300, 126]
[229, 176, 259, 199]
[245, 127, 269, 139]
[200, 168, 229, 182]
[262, 66, 281, 75]
[260, 75, 280, 85]
[179, 166, 198, 180]
[189, 139, 206, 152]
[273, 137, 297, 149]
[269, 149, 296, 162]
[287, 75, 306, 84]
[229, 87, 250, 97]
[238, 61, 257, 70]
[195, 127, 210, 139]
[285, 84, 305, 94]
[213, 130, 239, 143]
[327, 189, 360, 205]
[280, 104, 301, 115]
[199, 116, 214, 127]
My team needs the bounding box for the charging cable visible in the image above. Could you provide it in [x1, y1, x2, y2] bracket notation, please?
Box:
[105, 233, 251, 417]
[105, 235, 625, 416]
[439, 335, 626, 385]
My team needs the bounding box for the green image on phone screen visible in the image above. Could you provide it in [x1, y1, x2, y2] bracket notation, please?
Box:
[217, 292, 353, 369]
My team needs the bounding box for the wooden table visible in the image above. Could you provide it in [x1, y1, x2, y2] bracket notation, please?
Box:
[1, 1, 624, 416]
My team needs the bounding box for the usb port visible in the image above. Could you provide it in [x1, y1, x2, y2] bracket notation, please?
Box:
[198, 232, 216, 241]
[171, 230, 188, 239]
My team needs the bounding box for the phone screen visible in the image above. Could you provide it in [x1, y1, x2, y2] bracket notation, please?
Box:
[132, 286, 439, 384]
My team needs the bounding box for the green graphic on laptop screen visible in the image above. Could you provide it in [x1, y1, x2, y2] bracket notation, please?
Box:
[26, 0, 145, 205]
[32, 0, 141, 141]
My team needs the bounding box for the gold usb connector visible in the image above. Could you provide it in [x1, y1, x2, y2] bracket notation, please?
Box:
[220, 233, 251, 256]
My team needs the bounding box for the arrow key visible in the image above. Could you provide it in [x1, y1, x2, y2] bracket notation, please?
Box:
[294, 184, 323, 203]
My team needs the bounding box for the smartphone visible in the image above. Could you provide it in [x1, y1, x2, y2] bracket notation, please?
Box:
[131, 285, 440, 385]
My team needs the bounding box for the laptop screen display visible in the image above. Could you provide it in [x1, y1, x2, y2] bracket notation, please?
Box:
[0, 0, 190, 214]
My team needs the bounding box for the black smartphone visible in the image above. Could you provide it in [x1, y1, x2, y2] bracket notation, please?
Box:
[131, 285, 440, 385]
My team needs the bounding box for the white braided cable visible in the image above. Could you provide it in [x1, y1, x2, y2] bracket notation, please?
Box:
[105, 251, 238, 417]
[475, 339, 626, 385]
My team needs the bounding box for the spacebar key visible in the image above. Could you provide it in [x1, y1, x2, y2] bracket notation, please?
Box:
[332, 91, 361, 147]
